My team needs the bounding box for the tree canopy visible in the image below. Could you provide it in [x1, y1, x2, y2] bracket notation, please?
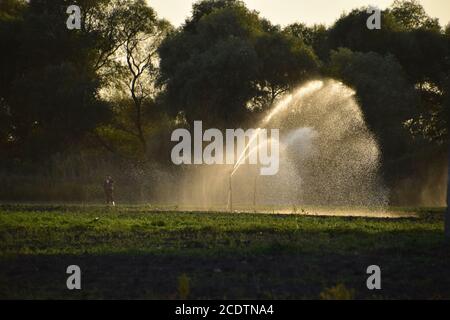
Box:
[158, 0, 319, 127]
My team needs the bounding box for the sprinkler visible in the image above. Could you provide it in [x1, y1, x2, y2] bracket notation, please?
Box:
[253, 175, 257, 213]
[228, 171, 233, 213]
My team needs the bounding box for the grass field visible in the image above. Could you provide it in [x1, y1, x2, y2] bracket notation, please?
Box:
[0, 204, 449, 299]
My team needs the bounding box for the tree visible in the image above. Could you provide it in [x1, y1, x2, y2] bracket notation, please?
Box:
[95, 0, 172, 161]
[158, 1, 261, 127]
[407, 76, 449, 237]
[0, 0, 110, 162]
[326, 8, 401, 59]
[158, 0, 319, 128]
[391, 0, 441, 31]
[0, 0, 173, 164]
[327, 1, 449, 213]
[327, 2, 448, 112]
[252, 30, 319, 109]
[326, 3, 446, 84]
[283, 23, 329, 60]
[0, 0, 27, 157]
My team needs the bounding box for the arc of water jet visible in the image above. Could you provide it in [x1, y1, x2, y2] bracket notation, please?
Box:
[231, 97, 292, 176]
[262, 80, 323, 124]
[231, 137, 277, 176]
[231, 143, 261, 176]
[232, 128, 261, 175]
[231, 80, 324, 177]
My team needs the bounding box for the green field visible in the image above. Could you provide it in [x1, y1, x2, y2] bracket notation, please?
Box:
[0, 204, 449, 299]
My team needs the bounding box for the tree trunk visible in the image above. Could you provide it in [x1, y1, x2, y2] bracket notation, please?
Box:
[130, 76, 147, 153]
[446, 143, 450, 239]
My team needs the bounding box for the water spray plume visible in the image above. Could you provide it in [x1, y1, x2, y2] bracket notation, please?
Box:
[170, 79, 387, 212]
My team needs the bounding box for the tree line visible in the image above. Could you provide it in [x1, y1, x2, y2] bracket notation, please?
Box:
[0, 0, 448, 205]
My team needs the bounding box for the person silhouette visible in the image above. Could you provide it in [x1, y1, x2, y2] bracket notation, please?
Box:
[103, 175, 115, 206]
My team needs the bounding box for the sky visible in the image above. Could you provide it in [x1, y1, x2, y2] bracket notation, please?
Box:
[147, 0, 450, 28]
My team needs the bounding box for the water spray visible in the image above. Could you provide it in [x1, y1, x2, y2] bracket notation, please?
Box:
[230, 80, 324, 178]
[179, 79, 387, 211]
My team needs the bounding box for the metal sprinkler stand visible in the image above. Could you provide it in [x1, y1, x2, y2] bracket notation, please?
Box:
[227, 171, 234, 213]
[253, 175, 257, 213]
[228, 172, 233, 213]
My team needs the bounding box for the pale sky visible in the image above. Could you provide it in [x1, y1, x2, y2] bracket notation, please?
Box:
[147, 0, 450, 28]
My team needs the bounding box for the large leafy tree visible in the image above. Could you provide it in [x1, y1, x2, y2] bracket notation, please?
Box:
[158, 0, 319, 128]
[326, 1, 447, 86]
[0, 0, 27, 157]
[389, 2, 449, 236]
[283, 22, 329, 61]
[327, 0, 449, 215]
[252, 29, 319, 109]
[391, 0, 441, 31]
[0, 0, 172, 164]
[0, 0, 111, 163]
[326, 7, 401, 59]
[94, 0, 173, 161]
